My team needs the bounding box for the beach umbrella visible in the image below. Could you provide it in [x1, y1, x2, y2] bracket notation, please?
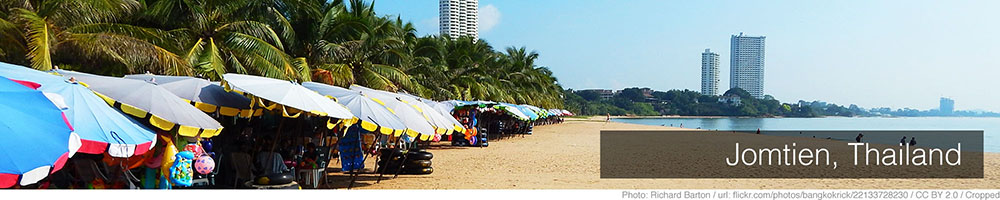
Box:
[417, 99, 465, 132]
[0, 63, 156, 157]
[349, 85, 436, 140]
[0, 76, 81, 188]
[393, 92, 463, 135]
[124, 74, 257, 118]
[562, 109, 574, 116]
[221, 74, 354, 122]
[54, 70, 224, 138]
[509, 104, 538, 120]
[496, 103, 530, 120]
[302, 82, 408, 136]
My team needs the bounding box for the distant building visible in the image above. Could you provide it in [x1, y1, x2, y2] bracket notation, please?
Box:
[701, 49, 720, 96]
[639, 88, 654, 98]
[730, 32, 765, 99]
[718, 94, 742, 106]
[579, 89, 616, 101]
[439, 0, 479, 40]
[940, 97, 955, 114]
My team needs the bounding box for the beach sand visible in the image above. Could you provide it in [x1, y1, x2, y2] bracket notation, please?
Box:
[324, 117, 1000, 189]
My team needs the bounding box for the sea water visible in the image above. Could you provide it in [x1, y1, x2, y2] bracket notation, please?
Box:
[613, 117, 1000, 152]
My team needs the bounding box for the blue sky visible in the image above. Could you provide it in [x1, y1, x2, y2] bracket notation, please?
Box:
[374, 0, 1000, 111]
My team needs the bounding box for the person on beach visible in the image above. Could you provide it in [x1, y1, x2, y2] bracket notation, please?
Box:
[900, 136, 907, 145]
[909, 137, 917, 146]
[606, 113, 610, 123]
[855, 133, 864, 142]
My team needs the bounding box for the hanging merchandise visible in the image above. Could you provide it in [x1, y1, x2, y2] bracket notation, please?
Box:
[338, 124, 365, 172]
[194, 156, 215, 175]
[183, 143, 204, 158]
[169, 151, 194, 187]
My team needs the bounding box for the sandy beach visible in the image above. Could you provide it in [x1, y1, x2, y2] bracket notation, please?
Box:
[326, 117, 1000, 189]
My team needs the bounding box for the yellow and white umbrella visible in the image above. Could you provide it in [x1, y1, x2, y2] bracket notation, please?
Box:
[54, 70, 224, 137]
[302, 82, 408, 136]
[221, 74, 354, 123]
[348, 85, 436, 141]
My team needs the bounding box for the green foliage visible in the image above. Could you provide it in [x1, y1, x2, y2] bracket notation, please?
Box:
[567, 87, 832, 117]
[0, 0, 565, 108]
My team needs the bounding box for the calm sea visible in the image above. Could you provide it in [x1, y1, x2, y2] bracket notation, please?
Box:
[612, 117, 1000, 152]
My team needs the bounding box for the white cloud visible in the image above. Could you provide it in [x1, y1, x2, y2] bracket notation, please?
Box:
[479, 4, 501, 33]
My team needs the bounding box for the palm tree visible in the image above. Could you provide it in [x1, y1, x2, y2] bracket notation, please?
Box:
[0, 0, 188, 76]
[300, 0, 420, 93]
[141, 0, 307, 81]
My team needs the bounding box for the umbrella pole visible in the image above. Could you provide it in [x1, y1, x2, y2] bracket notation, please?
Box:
[391, 136, 415, 179]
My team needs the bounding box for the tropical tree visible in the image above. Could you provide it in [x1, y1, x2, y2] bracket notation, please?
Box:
[141, 0, 308, 81]
[295, 0, 420, 93]
[0, 0, 188, 76]
[0, 0, 568, 109]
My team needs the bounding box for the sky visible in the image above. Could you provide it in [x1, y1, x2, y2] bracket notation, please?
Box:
[374, 0, 1000, 112]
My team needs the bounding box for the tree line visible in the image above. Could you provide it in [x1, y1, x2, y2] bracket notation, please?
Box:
[0, 0, 564, 108]
[563, 87, 867, 117]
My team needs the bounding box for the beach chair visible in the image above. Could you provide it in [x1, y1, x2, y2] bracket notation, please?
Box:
[315, 146, 333, 186]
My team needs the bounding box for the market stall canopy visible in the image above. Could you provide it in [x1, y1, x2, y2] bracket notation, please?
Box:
[0, 63, 156, 157]
[349, 85, 435, 140]
[393, 91, 462, 135]
[54, 70, 224, 138]
[302, 82, 408, 135]
[497, 103, 531, 120]
[409, 97, 465, 132]
[221, 74, 354, 122]
[0, 76, 81, 188]
[124, 74, 256, 118]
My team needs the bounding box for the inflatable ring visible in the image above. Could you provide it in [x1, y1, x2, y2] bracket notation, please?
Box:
[406, 151, 433, 160]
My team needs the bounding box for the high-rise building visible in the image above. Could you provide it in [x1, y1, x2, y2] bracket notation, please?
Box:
[730, 32, 766, 99]
[940, 97, 955, 114]
[439, 0, 479, 40]
[701, 49, 720, 96]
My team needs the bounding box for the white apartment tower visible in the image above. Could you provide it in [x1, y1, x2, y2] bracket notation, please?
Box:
[730, 33, 766, 99]
[439, 0, 478, 40]
[701, 49, 720, 96]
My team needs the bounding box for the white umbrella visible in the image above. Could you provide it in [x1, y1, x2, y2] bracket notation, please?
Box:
[55, 70, 224, 138]
[302, 82, 408, 136]
[418, 99, 465, 132]
[125, 74, 257, 118]
[394, 92, 462, 135]
[221, 74, 353, 121]
[348, 85, 436, 140]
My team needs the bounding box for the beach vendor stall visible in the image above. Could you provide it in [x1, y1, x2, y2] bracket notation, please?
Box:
[222, 74, 354, 189]
[124, 74, 259, 187]
[304, 82, 431, 185]
[54, 70, 224, 189]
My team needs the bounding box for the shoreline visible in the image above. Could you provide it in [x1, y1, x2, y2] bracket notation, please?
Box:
[325, 120, 999, 189]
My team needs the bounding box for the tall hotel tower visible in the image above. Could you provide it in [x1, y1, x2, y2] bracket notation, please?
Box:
[730, 33, 766, 99]
[439, 0, 479, 40]
[701, 49, 720, 96]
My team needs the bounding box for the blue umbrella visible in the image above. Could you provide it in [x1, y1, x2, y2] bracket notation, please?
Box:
[55, 70, 224, 138]
[0, 76, 81, 188]
[0, 63, 156, 157]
